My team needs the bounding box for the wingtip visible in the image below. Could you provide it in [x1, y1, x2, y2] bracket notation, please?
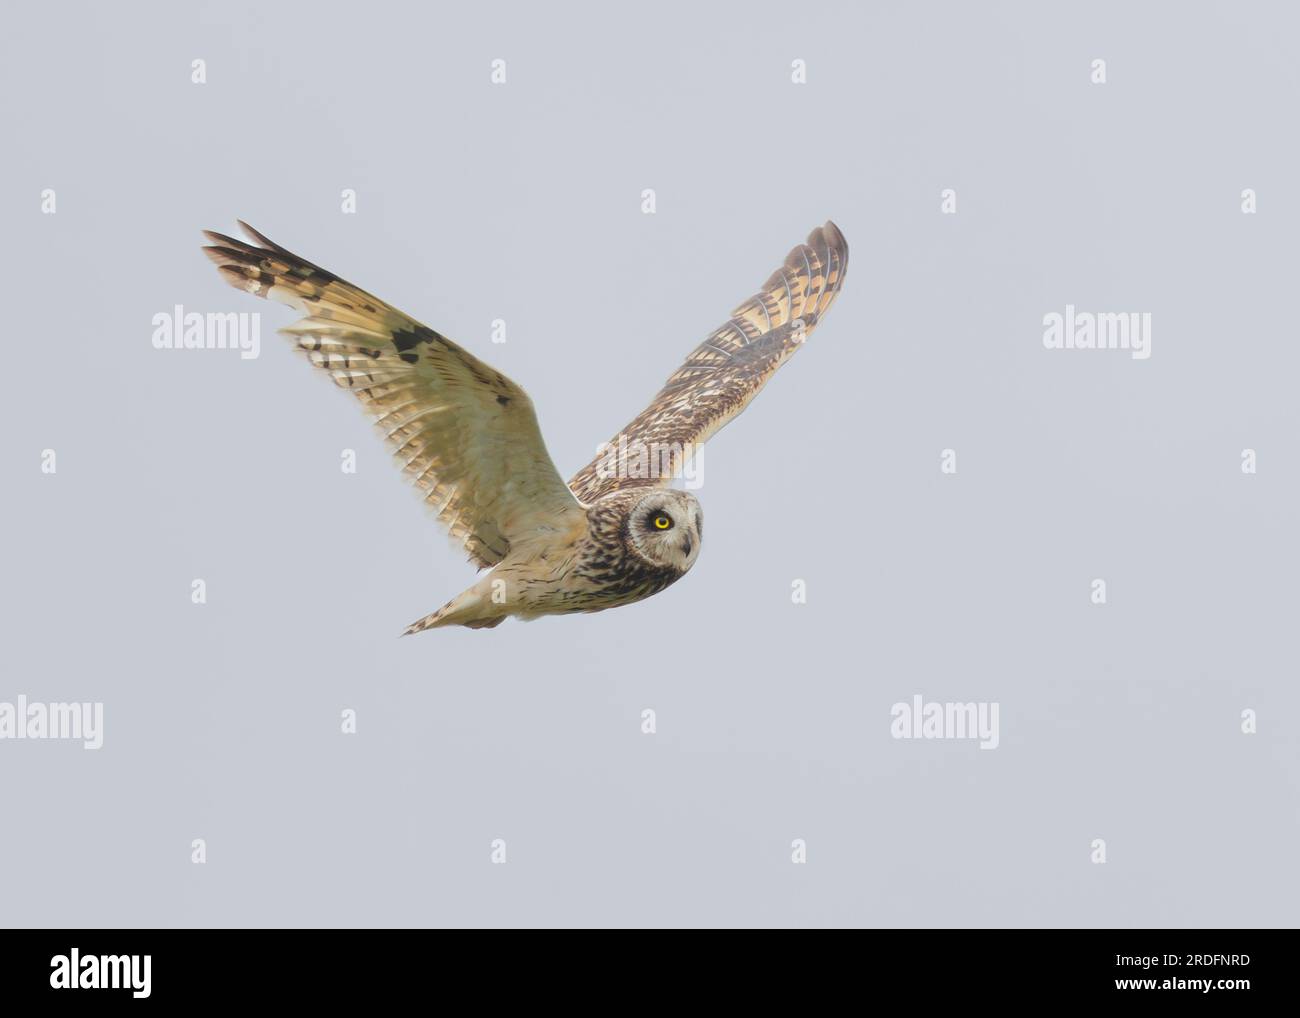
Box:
[820, 219, 847, 253]
[237, 219, 284, 252]
[200, 244, 232, 266]
[202, 226, 266, 263]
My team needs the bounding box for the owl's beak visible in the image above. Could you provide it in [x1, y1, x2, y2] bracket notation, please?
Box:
[681, 536, 693, 557]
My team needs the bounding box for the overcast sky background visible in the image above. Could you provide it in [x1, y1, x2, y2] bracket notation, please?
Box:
[2, 0, 1297, 927]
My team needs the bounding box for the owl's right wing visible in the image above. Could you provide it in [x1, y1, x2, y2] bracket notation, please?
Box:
[567, 221, 848, 504]
[203, 222, 584, 568]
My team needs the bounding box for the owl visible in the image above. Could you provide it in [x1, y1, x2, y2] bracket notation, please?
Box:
[202, 220, 848, 632]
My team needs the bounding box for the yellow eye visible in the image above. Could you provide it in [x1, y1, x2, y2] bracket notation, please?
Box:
[653, 514, 672, 530]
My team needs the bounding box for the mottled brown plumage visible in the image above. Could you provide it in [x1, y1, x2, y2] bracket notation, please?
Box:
[568, 221, 848, 502]
[201, 220, 848, 631]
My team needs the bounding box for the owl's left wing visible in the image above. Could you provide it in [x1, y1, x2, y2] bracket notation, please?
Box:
[567, 221, 848, 504]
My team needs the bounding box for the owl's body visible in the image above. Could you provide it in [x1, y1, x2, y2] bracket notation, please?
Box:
[421, 488, 700, 631]
[202, 220, 847, 632]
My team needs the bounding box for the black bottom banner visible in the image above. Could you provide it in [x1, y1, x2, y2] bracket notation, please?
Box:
[0, 929, 1282, 1006]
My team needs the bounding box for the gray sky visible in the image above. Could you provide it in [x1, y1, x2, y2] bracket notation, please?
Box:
[1, 0, 1296, 927]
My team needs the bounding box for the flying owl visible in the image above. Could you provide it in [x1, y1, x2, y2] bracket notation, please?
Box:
[202, 220, 848, 632]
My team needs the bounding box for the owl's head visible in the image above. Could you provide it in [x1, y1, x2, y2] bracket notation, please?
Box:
[624, 489, 703, 573]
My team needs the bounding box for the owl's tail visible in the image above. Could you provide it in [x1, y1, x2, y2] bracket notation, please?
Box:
[401, 585, 506, 635]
